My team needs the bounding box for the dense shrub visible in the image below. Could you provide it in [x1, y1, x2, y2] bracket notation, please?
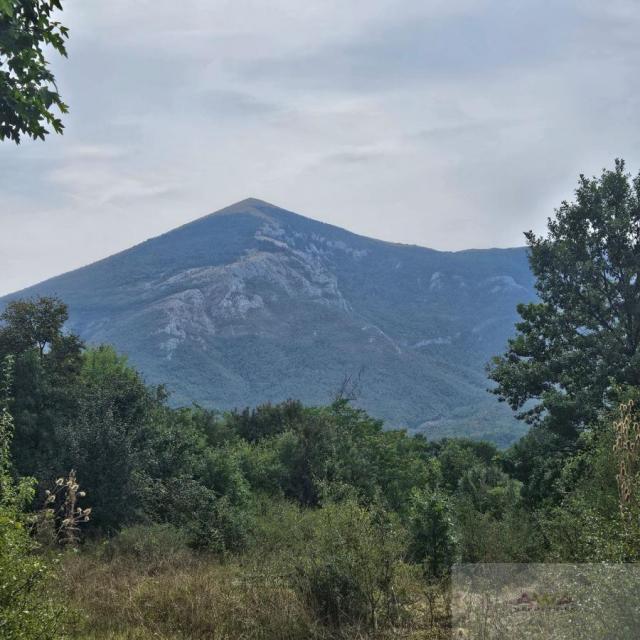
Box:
[292, 499, 409, 631]
[0, 498, 67, 640]
[407, 487, 457, 579]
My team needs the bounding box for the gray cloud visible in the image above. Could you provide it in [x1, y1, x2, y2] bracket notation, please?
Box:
[237, 2, 576, 91]
[1, 0, 639, 295]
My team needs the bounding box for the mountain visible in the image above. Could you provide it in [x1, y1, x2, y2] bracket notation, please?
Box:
[1, 199, 536, 445]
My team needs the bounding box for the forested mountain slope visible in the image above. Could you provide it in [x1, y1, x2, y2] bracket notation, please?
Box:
[2, 199, 535, 444]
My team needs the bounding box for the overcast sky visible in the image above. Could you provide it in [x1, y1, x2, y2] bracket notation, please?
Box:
[1, 0, 639, 295]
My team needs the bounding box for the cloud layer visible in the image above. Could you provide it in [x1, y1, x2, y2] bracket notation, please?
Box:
[1, 0, 639, 295]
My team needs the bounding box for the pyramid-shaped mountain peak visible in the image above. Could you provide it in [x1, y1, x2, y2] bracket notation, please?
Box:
[207, 197, 294, 219]
[0, 201, 535, 445]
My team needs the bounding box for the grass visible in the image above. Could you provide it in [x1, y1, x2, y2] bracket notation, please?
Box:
[59, 548, 450, 640]
[61, 552, 316, 640]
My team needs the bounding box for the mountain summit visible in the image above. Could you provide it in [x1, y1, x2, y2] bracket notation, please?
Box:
[2, 200, 536, 444]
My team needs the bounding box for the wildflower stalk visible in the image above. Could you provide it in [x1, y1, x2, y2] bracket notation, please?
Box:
[42, 469, 91, 547]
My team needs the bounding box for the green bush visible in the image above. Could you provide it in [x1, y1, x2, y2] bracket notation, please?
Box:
[140, 476, 252, 554]
[291, 499, 408, 631]
[407, 487, 457, 579]
[186, 495, 251, 554]
[0, 509, 65, 640]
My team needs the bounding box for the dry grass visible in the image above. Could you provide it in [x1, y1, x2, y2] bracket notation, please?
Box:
[61, 552, 318, 640]
[59, 549, 448, 640]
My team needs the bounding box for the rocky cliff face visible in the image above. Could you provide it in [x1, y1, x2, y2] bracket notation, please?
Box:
[2, 199, 536, 445]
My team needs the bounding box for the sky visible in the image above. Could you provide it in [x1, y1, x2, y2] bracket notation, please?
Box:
[1, 0, 640, 296]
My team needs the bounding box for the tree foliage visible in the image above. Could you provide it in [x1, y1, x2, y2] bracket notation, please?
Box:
[407, 487, 456, 579]
[0, 356, 65, 639]
[0, 296, 69, 358]
[490, 160, 640, 501]
[0, 297, 82, 482]
[491, 160, 640, 435]
[292, 498, 407, 631]
[0, 0, 68, 143]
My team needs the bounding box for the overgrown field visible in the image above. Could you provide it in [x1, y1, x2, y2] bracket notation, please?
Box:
[58, 508, 450, 640]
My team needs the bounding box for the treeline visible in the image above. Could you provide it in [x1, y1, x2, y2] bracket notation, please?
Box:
[1, 296, 527, 561]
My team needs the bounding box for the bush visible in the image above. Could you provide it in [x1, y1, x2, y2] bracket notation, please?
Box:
[0, 508, 66, 640]
[291, 499, 409, 632]
[140, 477, 252, 554]
[407, 487, 457, 580]
[186, 495, 251, 554]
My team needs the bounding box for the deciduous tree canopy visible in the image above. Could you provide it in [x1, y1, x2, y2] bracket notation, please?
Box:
[0, 0, 68, 143]
[491, 159, 640, 438]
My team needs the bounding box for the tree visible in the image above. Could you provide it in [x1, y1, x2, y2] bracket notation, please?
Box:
[0, 296, 69, 359]
[54, 345, 163, 530]
[0, 0, 68, 143]
[0, 356, 65, 639]
[0, 297, 82, 482]
[407, 487, 457, 580]
[435, 438, 499, 493]
[490, 160, 640, 447]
